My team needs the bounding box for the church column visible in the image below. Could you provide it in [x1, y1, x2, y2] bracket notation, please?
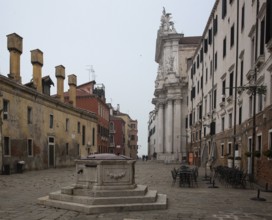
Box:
[173, 99, 182, 159]
[157, 103, 164, 153]
[165, 99, 173, 153]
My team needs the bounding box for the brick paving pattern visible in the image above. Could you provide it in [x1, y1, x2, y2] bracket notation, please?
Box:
[0, 160, 272, 220]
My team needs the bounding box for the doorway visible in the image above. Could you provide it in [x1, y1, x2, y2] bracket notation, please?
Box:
[48, 137, 55, 168]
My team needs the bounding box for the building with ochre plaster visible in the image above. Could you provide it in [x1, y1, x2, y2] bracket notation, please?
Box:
[0, 33, 97, 173]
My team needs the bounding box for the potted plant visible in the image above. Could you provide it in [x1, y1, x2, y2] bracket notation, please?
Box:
[253, 151, 261, 158]
[263, 149, 272, 159]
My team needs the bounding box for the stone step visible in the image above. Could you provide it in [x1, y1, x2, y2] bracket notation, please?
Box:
[38, 193, 167, 214]
[67, 184, 148, 197]
[49, 189, 158, 205]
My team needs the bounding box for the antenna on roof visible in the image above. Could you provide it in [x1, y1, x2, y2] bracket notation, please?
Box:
[86, 65, 97, 81]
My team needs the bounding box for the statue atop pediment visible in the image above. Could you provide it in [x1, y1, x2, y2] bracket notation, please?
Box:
[160, 7, 177, 34]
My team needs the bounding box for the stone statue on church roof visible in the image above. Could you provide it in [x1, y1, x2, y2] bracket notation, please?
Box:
[160, 7, 177, 34]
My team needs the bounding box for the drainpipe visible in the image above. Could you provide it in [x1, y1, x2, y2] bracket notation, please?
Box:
[251, 0, 260, 179]
[211, 13, 215, 161]
[232, 0, 240, 168]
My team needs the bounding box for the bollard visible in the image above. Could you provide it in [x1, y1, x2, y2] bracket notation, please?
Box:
[208, 180, 219, 188]
[250, 189, 266, 201]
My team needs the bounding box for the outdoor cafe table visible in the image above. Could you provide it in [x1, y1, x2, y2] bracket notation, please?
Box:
[178, 165, 198, 187]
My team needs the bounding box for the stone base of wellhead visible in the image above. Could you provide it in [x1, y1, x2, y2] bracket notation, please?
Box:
[38, 154, 167, 214]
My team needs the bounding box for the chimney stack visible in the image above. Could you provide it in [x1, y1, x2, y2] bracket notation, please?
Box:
[68, 74, 77, 107]
[7, 33, 23, 83]
[31, 49, 43, 93]
[55, 65, 65, 102]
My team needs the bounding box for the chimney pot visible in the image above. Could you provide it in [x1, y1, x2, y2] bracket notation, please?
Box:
[31, 49, 43, 66]
[55, 65, 65, 79]
[68, 74, 77, 107]
[31, 49, 43, 93]
[7, 33, 23, 54]
[7, 33, 23, 83]
[55, 65, 65, 102]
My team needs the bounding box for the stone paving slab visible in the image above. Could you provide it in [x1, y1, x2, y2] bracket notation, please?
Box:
[1, 160, 272, 220]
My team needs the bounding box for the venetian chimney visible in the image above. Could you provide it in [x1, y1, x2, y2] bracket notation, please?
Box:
[55, 65, 65, 102]
[7, 33, 23, 83]
[31, 49, 43, 93]
[68, 74, 77, 107]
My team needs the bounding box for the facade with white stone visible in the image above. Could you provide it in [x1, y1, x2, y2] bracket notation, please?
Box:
[187, 0, 272, 185]
[149, 9, 201, 162]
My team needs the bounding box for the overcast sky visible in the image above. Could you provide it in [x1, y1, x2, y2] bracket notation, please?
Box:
[0, 0, 215, 157]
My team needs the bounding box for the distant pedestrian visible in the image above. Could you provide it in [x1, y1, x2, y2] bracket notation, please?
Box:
[142, 155, 145, 161]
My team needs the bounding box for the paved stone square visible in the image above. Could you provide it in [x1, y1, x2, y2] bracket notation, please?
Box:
[0, 160, 272, 220]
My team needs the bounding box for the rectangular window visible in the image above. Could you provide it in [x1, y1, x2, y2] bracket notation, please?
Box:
[210, 60, 213, 77]
[204, 97, 207, 115]
[240, 60, 244, 86]
[197, 55, 199, 68]
[266, 0, 272, 43]
[199, 105, 202, 120]
[208, 28, 213, 45]
[257, 135, 262, 154]
[229, 72, 234, 96]
[213, 89, 217, 109]
[229, 113, 232, 128]
[241, 4, 245, 31]
[222, 79, 226, 100]
[260, 18, 265, 55]
[221, 117, 225, 132]
[221, 144, 224, 157]
[92, 128, 95, 146]
[206, 68, 208, 83]
[200, 48, 203, 62]
[215, 52, 217, 70]
[77, 122, 80, 133]
[204, 127, 206, 136]
[201, 76, 203, 89]
[239, 106, 242, 125]
[28, 139, 33, 157]
[65, 118, 69, 132]
[4, 137, 10, 156]
[213, 15, 218, 36]
[27, 107, 32, 124]
[222, 0, 227, 19]
[82, 125, 85, 145]
[223, 37, 227, 58]
[49, 114, 54, 129]
[228, 143, 232, 155]
[248, 137, 252, 154]
[3, 99, 9, 120]
[204, 38, 208, 53]
[230, 24, 235, 47]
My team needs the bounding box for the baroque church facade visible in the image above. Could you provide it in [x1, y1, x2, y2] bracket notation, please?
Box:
[149, 8, 201, 162]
